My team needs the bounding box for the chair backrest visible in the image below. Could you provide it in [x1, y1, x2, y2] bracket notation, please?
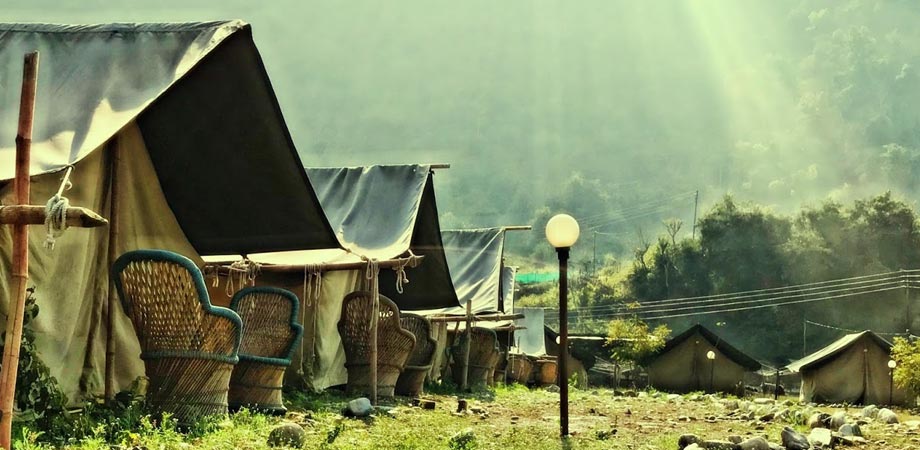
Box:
[453, 327, 500, 362]
[112, 249, 241, 359]
[400, 313, 436, 367]
[339, 291, 413, 363]
[230, 287, 304, 363]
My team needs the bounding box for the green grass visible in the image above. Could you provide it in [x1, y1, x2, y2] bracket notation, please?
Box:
[13, 386, 920, 449]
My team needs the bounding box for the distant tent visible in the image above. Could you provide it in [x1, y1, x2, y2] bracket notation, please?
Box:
[205, 164, 460, 391]
[647, 325, 761, 394]
[786, 331, 912, 406]
[0, 21, 340, 400]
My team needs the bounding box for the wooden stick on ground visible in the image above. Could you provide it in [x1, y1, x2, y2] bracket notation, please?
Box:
[0, 51, 39, 450]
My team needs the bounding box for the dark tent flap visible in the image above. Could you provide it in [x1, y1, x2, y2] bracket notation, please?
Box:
[379, 173, 459, 310]
[0, 21, 340, 254]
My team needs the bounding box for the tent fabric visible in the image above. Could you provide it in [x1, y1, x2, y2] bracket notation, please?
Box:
[501, 266, 517, 313]
[646, 328, 749, 394]
[0, 21, 339, 254]
[0, 122, 198, 400]
[654, 324, 761, 371]
[414, 228, 505, 316]
[786, 331, 911, 405]
[514, 308, 548, 356]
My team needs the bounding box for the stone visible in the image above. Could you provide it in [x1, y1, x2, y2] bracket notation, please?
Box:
[837, 436, 867, 446]
[753, 398, 774, 405]
[448, 428, 475, 449]
[678, 434, 702, 450]
[738, 437, 771, 450]
[723, 400, 740, 410]
[420, 400, 436, 410]
[807, 412, 830, 429]
[267, 423, 306, 448]
[727, 435, 743, 444]
[701, 440, 740, 450]
[637, 391, 648, 398]
[860, 405, 878, 419]
[343, 398, 373, 418]
[807, 428, 832, 447]
[685, 445, 703, 450]
[759, 412, 775, 422]
[470, 406, 485, 415]
[877, 408, 899, 424]
[829, 411, 847, 429]
[545, 384, 560, 393]
[668, 394, 682, 402]
[781, 426, 811, 450]
[457, 399, 468, 413]
[838, 423, 861, 437]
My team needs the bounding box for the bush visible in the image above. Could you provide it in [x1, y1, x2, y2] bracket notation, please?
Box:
[891, 337, 920, 395]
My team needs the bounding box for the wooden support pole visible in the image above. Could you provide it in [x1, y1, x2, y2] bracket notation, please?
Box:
[0, 205, 108, 228]
[0, 51, 39, 450]
[104, 138, 120, 400]
[208, 254, 424, 274]
[502, 226, 532, 231]
[428, 313, 524, 323]
[461, 299, 472, 391]
[428, 163, 451, 169]
[370, 283, 378, 405]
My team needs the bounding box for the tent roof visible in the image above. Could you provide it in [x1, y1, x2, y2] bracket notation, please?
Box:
[414, 227, 506, 315]
[0, 21, 339, 254]
[786, 330, 893, 373]
[654, 324, 762, 371]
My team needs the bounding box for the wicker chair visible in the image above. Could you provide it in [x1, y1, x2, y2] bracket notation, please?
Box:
[228, 287, 303, 415]
[112, 250, 242, 425]
[395, 313, 437, 397]
[534, 357, 559, 386]
[450, 327, 500, 388]
[338, 291, 416, 398]
[492, 351, 507, 385]
[507, 354, 533, 384]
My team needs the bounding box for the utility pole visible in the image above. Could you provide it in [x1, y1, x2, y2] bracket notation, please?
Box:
[691, 190, 699, 239]
[592, 231, 597, 276]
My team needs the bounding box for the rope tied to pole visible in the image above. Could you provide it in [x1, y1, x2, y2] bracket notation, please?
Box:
[302, 263, 323, 307]
[43, 166, 74, 250]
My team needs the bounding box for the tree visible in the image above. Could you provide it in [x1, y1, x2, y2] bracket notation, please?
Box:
[605, 318, 670, 365]
[891, 337, 920, 396]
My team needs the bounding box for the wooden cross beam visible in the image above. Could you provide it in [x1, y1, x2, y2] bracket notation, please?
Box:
[0, 52, 107, 450]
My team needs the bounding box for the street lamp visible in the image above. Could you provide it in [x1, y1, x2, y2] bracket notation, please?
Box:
[706, 350, 716, 394]
[546, 214, 580, 438]
[888, 359, 897, 405]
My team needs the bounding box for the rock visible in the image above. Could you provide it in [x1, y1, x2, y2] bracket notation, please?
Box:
[668, 394, 682, 402]
[807, 412, 830, 429]
[738, 437, 771, 450]
[678, 434, 702, 450]
[637, 391, 648, 398]
[837, 436, 867, 446]
[759, 412, 775, 422]
[781, 426, 811, 450]
[877, 408, 899, 424]
[837, 423, 861, 437]
[685, 445, 703, 450]
[860, 405, 878, 419]
[343, 398, 373, 418]
[700, 440, 740, 450]
[470, 406, 485, 415]
[545, 384, 560, 393]
[807, 428, 832, 447]
[723, 400, 741, 410]
[420, 400, 436, 410]
[727, 435, 743, 444]
[267, 423, 306, 448]
[829, 411, 847, 429]
[753, 398, 774, 405]
[448, 428, 475, 449]
[457, 399, 468, 413]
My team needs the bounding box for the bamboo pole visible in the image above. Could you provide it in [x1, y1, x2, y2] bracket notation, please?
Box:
[502, 226, 532, 231]
[104, 138, 120, 400]
[207, 254, 424, 274]
[427, 313, 524, 323]
[461, 299, 472, 391]
[0, 51, 39, 450]
[0, 205, 107, 227]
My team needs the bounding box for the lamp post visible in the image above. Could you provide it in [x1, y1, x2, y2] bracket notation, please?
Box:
[888, 359, 897, 406]
[706, 350, 716, 394]
[546, 214, 580, 438]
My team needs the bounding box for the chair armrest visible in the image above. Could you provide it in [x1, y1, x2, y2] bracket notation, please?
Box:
[201, 306, 243, 357]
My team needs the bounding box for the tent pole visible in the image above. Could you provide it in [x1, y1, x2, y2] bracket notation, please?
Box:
[370, 277, 379, 405]
[0, 51, 39, 450]
[461, 300, 472, 391]
[104, 137, 120, 401]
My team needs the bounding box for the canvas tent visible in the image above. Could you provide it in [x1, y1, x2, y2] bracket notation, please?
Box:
[647, 324, 761, 394]
[0, 21, 340, 400]
[205, 164, 460, 391]
[786, 331, 912, 406]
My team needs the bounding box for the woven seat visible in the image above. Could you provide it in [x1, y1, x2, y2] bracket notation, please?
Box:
[228, 287, 303, 415]
[506, 354, 533, 384]
[534, 357, 559, 386]
[338, 291, 416, 398]
[112, 250, 242, 425]
[395, 313, 437, 397]
[450, 327, 500, 388]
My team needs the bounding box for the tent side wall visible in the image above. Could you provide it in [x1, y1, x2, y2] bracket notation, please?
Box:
[0, 122, 200, 401]
[647, 331, 746, 394]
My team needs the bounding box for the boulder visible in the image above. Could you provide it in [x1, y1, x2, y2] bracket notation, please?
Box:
[781, 426, 811, 450]
[448, 428, 476, 449]
[828, 412, 847, 429]
[807, 412, 830, 429]
[727, 435, 743, 444]
[700, 440, 740, 450]
[860, 405, 878, 419]
[545, 384, 560, 393]
[343, 398, 373, 418]
[807, 428, 832, 448]
[877, 408, 899, 424]
[678, 434, 702, 450]
[738, 437, 771, 450]
[837, 423, 861, 437]
[685, 445, 703, 450]
[267, 423, 306, 448]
